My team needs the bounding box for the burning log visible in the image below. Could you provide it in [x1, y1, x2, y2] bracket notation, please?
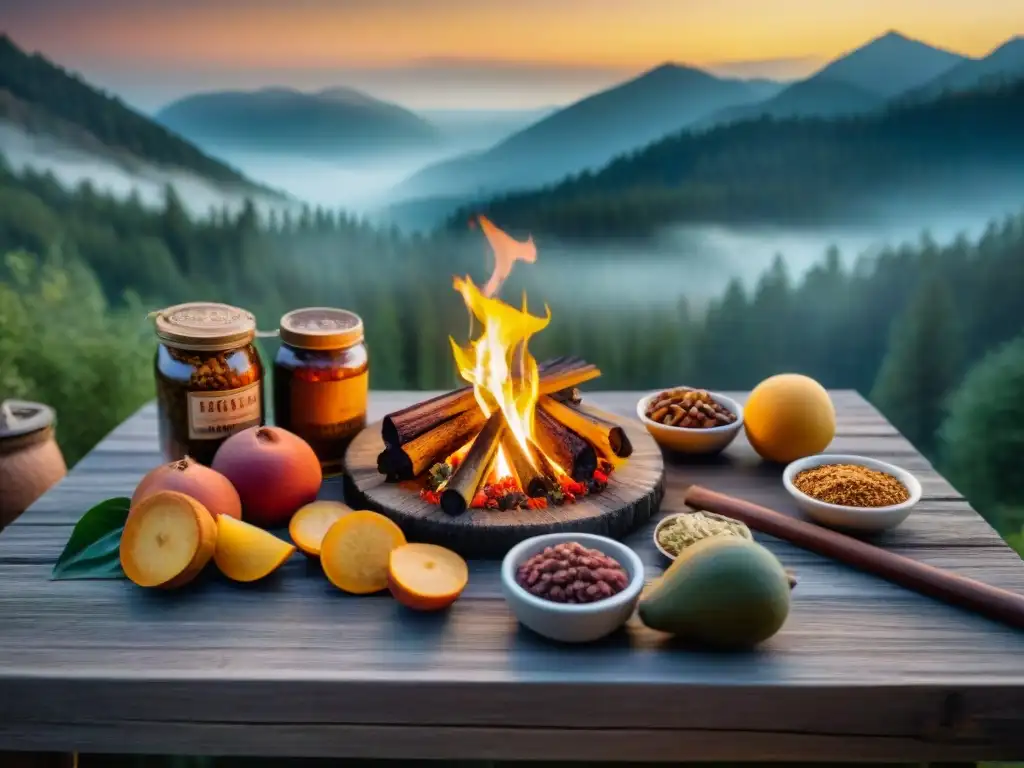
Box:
[382, 357, 598, 447]
[534, 409, 597, 482]
[528, 438, 562, 480]
[501, 427, 553, 498]
[537, 363, 600, 396]
[440, 411, 506, 517]
[550, 387, 582, 405]
[377, 407, 487, 480]
[537, 396, 633, 460]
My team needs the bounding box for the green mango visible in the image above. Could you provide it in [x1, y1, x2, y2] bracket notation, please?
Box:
[639, 536, 791, 649]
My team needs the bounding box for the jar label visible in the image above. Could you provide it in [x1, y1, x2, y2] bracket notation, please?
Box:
[187, 382, 262, 440]
[289, 371, 368, 437]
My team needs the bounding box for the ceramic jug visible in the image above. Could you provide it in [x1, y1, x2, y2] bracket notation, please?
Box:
[0, 400, 67, 528]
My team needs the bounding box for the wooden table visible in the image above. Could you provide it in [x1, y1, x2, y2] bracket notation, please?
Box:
[2, 391, 1024, 763]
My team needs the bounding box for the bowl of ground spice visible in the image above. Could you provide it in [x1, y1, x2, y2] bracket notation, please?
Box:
[783, 454, 922, 532]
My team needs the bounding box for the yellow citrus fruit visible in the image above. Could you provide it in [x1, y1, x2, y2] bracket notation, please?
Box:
[743, 374, 835, 463]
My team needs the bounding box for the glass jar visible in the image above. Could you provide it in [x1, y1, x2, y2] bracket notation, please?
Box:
[153, 302, 265, 466]
[273, 307, 368, 471]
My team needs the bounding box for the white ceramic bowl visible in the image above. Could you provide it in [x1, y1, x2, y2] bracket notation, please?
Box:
[783, 454, 922, 532]
[636, 389, 744, 455]
[501, 533, 646, 643]
[652, 511, 753, 562]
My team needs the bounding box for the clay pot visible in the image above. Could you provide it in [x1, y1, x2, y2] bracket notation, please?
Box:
[0, 400, 67, 529]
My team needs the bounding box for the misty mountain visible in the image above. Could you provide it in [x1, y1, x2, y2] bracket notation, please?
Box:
[906, 37, 1024, 100]
[393, 63, 773, 200]
[813, 31, 965, 98]
[694, 31, 965, 129]
[458, 79, 1024, 239]
[695, 77, 884, 128]
[157, 87, 442, 158]
[0, 34, 268, 194]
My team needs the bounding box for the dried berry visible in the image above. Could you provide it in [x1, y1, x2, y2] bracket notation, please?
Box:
[515, 541, 630, 604]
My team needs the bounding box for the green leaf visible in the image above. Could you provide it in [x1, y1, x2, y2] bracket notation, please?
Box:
[52, 497, 131, 580]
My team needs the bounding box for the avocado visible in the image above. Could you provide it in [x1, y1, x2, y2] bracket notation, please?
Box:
[638, 536, 791, 649]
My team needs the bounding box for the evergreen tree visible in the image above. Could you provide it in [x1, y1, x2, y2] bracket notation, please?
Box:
[940, 334, 1024, 535]
[871, 271, 964, 455]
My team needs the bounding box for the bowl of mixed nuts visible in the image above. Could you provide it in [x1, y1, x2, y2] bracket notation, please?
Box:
[636, 387, 743, 455]
[501, 533, 646, 643]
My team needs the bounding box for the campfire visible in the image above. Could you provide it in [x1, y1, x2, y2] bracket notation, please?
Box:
[376, 217, 633, 516]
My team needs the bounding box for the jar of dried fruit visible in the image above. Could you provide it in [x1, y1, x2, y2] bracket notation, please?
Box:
[152, 302, 265, 466]
[273, 307, 368, 472]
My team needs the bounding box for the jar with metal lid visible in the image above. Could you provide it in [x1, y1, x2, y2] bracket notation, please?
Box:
[273, 307, 368, 471]
[152, 302, 265, 466]
[0, 400, 68, 529]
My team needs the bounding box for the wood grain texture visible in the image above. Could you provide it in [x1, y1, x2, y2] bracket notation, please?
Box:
[2, 391, 1024, 761]
[345, 417, 664, 558]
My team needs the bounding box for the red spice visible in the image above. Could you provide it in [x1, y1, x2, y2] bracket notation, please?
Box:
[561, 479, 586, 496]
[593, 470, 608, 484]
[450, 455, 462, 469]
[471, 492, 488, 508]
[526, 497, 548, 510]
[419, 489, 441, 505]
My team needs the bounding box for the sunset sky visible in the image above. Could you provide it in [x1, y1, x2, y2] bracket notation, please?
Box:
[2, 0, 1022, 111]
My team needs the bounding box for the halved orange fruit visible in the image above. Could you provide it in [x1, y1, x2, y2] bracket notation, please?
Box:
[388, 543, 468, 611]
[289, 500, 352, 558]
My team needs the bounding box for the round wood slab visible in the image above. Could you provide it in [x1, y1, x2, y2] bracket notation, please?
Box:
[344, 417, 665, 559]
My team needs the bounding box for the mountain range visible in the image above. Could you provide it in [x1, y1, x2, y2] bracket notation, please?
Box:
[393, 31, 994, 207]
[392, 64, 781, 200]
[157, 87, 442, 158]
[457, 77, 1024, 239]
[691, 31, 966, 129]
[0, 35, 283, 215]
[2, 27, 1023, 229]
[904, 36, 1024, 101]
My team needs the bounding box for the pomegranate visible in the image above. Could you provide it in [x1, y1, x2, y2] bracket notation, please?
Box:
[132, 456, 242, 519]
[212, 426, 321, 528]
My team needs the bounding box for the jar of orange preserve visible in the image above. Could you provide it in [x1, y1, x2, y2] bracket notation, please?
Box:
[273, 308, 368, 471]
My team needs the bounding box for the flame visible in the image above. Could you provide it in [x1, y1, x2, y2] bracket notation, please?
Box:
[476, 215, 537, 298]
[449, 218, 549, 482]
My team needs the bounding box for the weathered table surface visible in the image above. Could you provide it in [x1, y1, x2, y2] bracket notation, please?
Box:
[2, 390, 1024, 763]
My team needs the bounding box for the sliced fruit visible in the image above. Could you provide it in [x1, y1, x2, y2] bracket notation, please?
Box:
[388, 543, 468, 611]
[214, 515, 296, 582]
[320, 511, 406, 594]
[120, 490, 217, 589]
[288, 500, 352, 558]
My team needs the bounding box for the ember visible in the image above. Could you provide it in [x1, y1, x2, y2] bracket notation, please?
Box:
[378, 217, 632, 516]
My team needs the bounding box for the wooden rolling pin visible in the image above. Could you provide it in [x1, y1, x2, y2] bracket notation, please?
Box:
[685, 485, 1024, 630]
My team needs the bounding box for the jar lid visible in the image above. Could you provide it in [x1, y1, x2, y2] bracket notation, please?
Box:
[153, 302, 257, 351]
[279, 307, 364, 351]
[0, 399, 55, 440]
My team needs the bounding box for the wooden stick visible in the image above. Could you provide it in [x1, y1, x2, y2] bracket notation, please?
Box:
[537, 364, 601, 396]
[534, 409, 597, 482]
[537, 396, 633, 459]
[377, 407, 487, 480]
[550, 387, 582, 405]
[381, 357, 594, 447]
[440, 411, 505, 517]
[527, 437, 561, 480]
[500, 426, 553, 498]
[685, 485, 1024, 630]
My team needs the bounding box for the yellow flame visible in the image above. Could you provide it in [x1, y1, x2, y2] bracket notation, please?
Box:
[451, 275, 551, 479]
